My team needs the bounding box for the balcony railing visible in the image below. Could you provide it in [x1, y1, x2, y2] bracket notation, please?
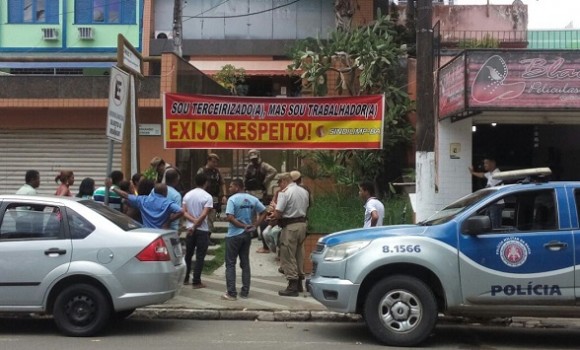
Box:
[0, 75, 161, 99]
[440, 30, 527, 48]
[439, 30, 580, 49]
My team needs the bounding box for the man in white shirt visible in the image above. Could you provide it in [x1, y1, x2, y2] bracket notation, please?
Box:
[16, 170, 40, 195]
[469, 157, 503, 227]
[182, 173, 214, 288]
[358, 181, 385, 228]
[469, 157, 502, 188]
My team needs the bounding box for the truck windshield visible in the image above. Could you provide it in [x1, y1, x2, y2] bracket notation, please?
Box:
[419, 188, 497, 225]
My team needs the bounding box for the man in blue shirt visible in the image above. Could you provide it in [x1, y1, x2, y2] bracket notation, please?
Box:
[159, 169, 182, 231]
[108, 180, 183, 229]
[222, 179, 266, 300]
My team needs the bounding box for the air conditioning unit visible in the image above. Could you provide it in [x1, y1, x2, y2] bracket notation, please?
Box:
[41, 28, 58, 40]
[78, 27, 94, 40]
[155, 30, 173, 39]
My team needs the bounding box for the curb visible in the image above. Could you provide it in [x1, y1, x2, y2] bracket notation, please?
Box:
[133, 308, 580, 330]
[133, 308, 362, 322]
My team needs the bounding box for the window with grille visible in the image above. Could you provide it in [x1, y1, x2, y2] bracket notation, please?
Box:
[8, 0, 59, 24]
[75, 0, 136, 25]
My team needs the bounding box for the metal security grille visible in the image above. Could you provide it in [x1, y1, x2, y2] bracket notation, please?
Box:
[0, 130, 122, 196]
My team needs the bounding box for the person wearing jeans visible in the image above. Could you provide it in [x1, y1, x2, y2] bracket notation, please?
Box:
[223, 179, 266, 300]
[184, 228, 210, 286]
[182, 173, 213, 288]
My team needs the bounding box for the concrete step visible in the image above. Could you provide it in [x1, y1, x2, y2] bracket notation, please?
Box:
[213, 221, 228, 228]
[210, 232, 226, 240]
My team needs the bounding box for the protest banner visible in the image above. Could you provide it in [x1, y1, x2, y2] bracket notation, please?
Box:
[164, 93, 385, 150]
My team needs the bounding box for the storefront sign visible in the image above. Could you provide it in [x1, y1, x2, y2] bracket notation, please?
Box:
[439, 54, 466, 120]
[163, 94, 385, 149]
[468, 51, 580, 109]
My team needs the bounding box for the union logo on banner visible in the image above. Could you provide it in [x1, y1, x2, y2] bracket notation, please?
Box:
[496, 237, 531, 268]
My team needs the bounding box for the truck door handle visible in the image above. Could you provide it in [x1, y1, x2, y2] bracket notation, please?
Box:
[44, 248, 67, 256]
[543, 241, 568, 251]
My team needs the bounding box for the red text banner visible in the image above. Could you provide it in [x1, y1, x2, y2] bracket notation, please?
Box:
[163, 94, 385, 149]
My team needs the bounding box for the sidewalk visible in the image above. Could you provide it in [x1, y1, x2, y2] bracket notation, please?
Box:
[135, 238, 361, 322]
[135, 229, 580, 328]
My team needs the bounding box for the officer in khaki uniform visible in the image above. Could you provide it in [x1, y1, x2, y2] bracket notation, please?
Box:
[274, 171, 310, 297]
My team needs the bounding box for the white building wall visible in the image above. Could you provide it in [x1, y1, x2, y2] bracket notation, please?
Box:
[435, 117, 473, 209]
[415, 117, 473, 221]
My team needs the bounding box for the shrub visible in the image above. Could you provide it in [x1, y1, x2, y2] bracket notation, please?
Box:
[307, 190, 413, 234]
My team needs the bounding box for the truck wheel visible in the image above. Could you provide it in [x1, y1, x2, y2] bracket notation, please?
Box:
[363, 275, 437, 347]
[53, 283, 111, 337]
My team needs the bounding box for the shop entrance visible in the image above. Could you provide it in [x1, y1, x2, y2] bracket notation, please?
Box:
[472, 124, 580, 190]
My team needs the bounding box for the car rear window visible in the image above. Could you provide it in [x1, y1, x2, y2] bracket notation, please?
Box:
[80, 200, 143, 231]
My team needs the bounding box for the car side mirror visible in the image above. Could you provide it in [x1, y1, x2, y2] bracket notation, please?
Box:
[462, 215, 492, 235]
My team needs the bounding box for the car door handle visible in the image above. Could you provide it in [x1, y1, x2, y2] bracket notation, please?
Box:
[44, 248, 67, 256]
[543, 241, 568, 251]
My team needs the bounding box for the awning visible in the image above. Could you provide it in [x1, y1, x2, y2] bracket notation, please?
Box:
[189, 60, 297, 76]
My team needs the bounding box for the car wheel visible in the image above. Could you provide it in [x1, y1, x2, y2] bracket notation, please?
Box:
[363, 275, 437, 347]
[53, 283, 111, 337]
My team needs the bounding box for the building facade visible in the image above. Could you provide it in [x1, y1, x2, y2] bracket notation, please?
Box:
[0, 0, 226, 194]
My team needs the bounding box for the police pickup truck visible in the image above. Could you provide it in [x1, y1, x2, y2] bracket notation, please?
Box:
[309, 168, 579, 347]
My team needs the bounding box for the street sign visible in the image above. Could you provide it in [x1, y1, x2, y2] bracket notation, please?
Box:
[117, 34, 143, 78]
[106, 66, 130, 142]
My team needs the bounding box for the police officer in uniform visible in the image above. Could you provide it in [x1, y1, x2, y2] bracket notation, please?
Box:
[273, 172, 310, 297]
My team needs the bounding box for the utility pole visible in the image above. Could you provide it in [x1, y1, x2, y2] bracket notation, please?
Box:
[172, 0, 183, 57]
[414, 0, 435, 222]
[416, 0, 434, 153]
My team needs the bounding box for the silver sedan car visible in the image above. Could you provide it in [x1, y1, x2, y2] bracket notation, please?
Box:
[0, 195, 185, 336]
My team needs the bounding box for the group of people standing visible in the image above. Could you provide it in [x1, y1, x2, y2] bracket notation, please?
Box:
[13, 149, 388, 301]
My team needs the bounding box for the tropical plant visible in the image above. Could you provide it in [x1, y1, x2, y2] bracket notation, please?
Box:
[288, 12, 415, 191]
[213, 64, 246, 95]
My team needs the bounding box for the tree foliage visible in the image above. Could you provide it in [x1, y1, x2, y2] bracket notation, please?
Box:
[288, 13, 415, 192]
[213, 64, 246, 95]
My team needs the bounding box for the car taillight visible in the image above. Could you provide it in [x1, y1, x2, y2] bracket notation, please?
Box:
[136, 237, 171, 261]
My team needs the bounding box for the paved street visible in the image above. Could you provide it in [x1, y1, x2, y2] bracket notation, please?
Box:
[3, 318, 580, 350]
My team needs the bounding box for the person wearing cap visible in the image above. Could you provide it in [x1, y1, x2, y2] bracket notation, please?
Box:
[244, 149, 277, 202]
[197, 153, 227, 245]
[273, 172, 310, 297]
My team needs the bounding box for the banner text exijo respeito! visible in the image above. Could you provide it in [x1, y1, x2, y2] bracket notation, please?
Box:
[163, 93, 385, 150]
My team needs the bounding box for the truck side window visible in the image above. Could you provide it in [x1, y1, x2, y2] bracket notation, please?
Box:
[476, 190, 557, 232]
[476, 195, 513, 231]
[515, 190, 557, 231]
